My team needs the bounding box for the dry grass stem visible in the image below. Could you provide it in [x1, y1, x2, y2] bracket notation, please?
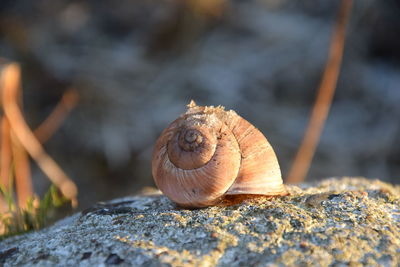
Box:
[34, 88, 79, 144]
[0, 63, 78, 207]
[11, 130, 33, 208]
[0, 117, 12, 191]
[286, 0, 353, 184]
[0, 117, 12, 212]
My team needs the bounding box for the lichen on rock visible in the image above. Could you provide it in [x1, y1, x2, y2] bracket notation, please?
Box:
[0, 177, 399, 266]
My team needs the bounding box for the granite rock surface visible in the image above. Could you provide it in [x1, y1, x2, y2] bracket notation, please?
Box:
[0, 177, 399, 266]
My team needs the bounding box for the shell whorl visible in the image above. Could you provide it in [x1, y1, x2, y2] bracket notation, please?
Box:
[152, 101, 286, 207]
[167, 115, 218, 170]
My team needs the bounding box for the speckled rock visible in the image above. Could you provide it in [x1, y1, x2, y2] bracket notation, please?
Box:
[0, 177, 399, 266]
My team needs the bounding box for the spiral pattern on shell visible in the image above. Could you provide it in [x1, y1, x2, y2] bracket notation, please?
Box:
[152, 101, 287, 207]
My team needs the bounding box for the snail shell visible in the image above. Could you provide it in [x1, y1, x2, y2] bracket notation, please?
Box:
[152, 101, 287, 208]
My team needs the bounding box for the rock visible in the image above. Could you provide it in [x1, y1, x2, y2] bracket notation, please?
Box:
[0, 177, 399, 266]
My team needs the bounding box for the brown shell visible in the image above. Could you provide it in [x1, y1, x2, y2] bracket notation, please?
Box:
[151, 101, 287, 207]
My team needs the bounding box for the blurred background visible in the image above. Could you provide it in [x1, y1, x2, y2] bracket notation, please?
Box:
[0, 0, 399, 209]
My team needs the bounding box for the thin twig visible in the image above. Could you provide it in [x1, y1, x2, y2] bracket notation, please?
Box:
[286, 0, 353, 184]
[0, 63, 78, 207]
[34, 89, 79, 144]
